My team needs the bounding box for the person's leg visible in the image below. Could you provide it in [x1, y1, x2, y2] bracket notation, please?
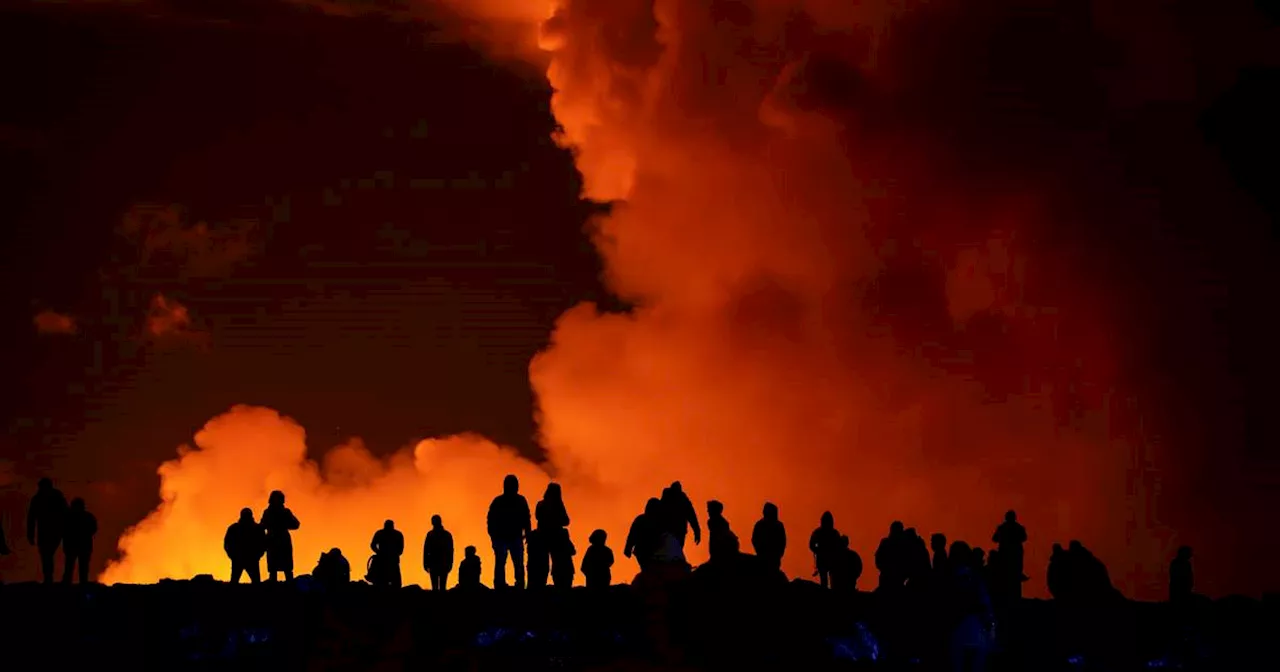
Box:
[512, 542, 525, 589]
[79, 551, 91, 584]
[231, 562, 244, 583]
[248, 563, 261, 584]
[493, 543, 509, 587]
[62, 549, 76, 584]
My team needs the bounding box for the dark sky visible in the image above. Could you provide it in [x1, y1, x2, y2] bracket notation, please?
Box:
[1, 0, 1278, 593]
[0, 0, 610, 580]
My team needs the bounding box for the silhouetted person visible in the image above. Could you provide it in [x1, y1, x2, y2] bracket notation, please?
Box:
[368, 519, 404, 587]
[313, 548, 351, 588]
[971, 547, 986, 572]
[458, 546, 481, 588]
[1169, 546, 1193, 602]
[423, 514, 454, 591]
[706, 500, 739, 561]
[625, 498, 663, 571]
[1046, 543, 1067, 600]
[27, 477, 67, 584]
[875, 521, 907, 591]
[224, 507, 266, 584]
[487, 474, 531, 589]
[661, 481, 701, 548]
[582, 529, 614, 588]
[62, 498, 97, 584]
[751, 502, 786, 572]
[260, 490, 300, 582]
[945, 541, 995, 672]
[536, 482, 575, 588]
[526, 527, 550, 588]
[992, 510, 1027, 598]
[830, 534, 863, 592]
[932, 533, 950, 576]
[809, 511, 842, 588]
[905, 527, 931, 586]
[1066, 540, 1115, 603]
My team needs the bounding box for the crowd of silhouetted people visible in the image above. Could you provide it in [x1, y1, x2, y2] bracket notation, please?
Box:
[4, 475, 1198, 612]
[0, 478, 99, 585]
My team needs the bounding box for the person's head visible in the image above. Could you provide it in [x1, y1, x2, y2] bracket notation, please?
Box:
[503, 474, 519, 495]
[645, 498, 662, 516]
[762, 502, 778, 520]
[840, 534, 850, 549]
[707, 500, 724, 516]
[820, 511, 834, 528]
[384, 519, 395, 530]
[1177, 545, 1193, 560]
[590, 529, 607, 545]
[544, 482, 561, 500]
[37, 477, 52, 491]
[431, 514, 442, 529]
[1052, 542, 1064, 555]
[890, 521, 904, 535]
[464, 545, 477, 558]
[269, 490, 285, 506]
[931, 533, 947, 551]
[71, 497, 85, 512]
[1068, 540, 1083, 552]
[670, 481, 683, 494]
[329, 547, 343, 557]
[906, 527, 918, 538]
[950, 541, 972, 562]
[240, 507, 254, 522]
[973, 547, 985, 564]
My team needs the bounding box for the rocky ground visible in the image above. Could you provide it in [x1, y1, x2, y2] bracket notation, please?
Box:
[0, 567, 1272, 671]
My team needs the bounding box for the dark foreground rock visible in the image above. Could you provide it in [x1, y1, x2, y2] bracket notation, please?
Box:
[0, 569, 1273, 671]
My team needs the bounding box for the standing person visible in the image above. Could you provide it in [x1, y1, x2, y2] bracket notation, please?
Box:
[582, 529, 614, 588]
[751, 502, 787, 572]
[809, 511, 841, 588]
[423, 515, 454, 591]
[26, 478, 68, 584]
[224, 508, 266, 584]
[260, 490, 300, 582]
[991, 511, 1028, 599]
[1169, 546, 1194, 602]
[368, 520, 405, 588]
[486, 474, 531, 589]
[62, 498, 98, 584]
[536, 482, 575, 588]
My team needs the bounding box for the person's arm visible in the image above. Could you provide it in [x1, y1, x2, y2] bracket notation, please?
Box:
[288, 511, 300, 530]
[686, 502, 701, 544]
[224, 527, 235, 558]
[521, 499, 532, 534]
[88, 513, 99, 538]
[624, 521, 638, 558]
[780, 525, 787, 555]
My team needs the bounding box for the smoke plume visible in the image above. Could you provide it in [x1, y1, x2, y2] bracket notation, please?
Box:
[102, 0, 1268, 596]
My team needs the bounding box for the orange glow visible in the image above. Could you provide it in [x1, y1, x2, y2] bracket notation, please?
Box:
[104, 1, 1161, 596]
[33, 309, 77, 335]
[146, 294, 193, 337]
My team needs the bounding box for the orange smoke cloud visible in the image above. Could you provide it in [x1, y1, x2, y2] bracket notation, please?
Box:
[33, 309, 77, 335]
[106, 0, 1168, 596]
[146, 293, 194, 337]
